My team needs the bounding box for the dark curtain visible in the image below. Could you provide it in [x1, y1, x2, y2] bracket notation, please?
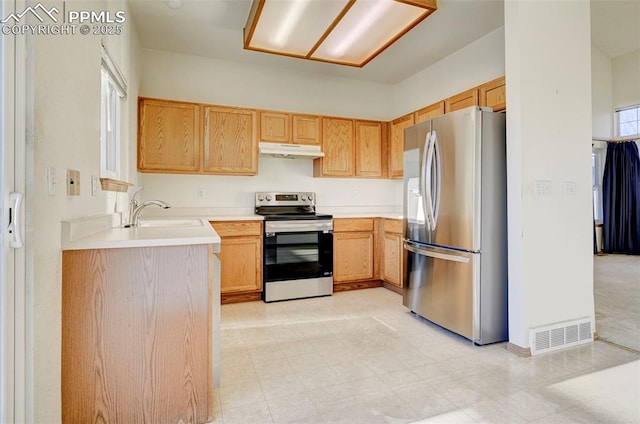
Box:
[602, 141, 640, 254]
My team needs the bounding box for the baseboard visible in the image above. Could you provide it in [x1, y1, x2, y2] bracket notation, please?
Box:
[507, 342, 532, 357]
[221, 292, 262, 304]
[333, 280, 383, 292]
[383, 282, 403, 295]
[222, 280, 392, 303]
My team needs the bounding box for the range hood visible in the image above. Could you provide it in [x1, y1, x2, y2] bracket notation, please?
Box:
[259, 142, 324, 159]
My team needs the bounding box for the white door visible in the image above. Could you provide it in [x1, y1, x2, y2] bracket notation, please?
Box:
[1, 0, 27, 422]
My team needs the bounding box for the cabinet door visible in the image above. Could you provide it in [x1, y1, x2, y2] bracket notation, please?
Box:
[445, 88, 478, 113]
[414, 101, 445, 124]
[478, 76, 506, 112]
[260, 111, 290, 143]
[333, 232, 374, 282]
[138, 98, 201, 173]
[317, 118, 354, 176]
[203, 106, 258, 175]
[382, 233, 402, 287]
[389, 114, 414, 179]
[292, 114, 321, 145]
[355, 120, 383, 177]
[218, 236, 262, 293]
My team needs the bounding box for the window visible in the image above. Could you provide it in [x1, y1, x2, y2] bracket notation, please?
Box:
[592, 147, 605, 222]
[615, 105, 640, 137]
[100, 46, 127, 178]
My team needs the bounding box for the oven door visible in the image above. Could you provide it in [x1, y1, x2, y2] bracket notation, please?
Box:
[264, 220, 333, 283]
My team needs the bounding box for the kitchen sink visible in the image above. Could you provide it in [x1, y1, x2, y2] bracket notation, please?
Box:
[135, 218, 205, 228]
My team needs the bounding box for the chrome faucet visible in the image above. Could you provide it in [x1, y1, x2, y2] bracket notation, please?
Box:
[126, 187, 171, 227]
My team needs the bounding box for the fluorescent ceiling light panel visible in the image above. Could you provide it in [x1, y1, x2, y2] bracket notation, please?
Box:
[313, 0, 427, 64]
[272, 0, 311, 47]
[247, 0, 349, 57]
[244, 0, 437, 67]
[329, 0, 395, 57]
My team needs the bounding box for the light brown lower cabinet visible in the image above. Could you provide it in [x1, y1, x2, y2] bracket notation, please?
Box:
[62, 245, 212, 424]
[210, 221, 263, 296]
[333, 218, 375, 283]
[381, 219, 404, 288]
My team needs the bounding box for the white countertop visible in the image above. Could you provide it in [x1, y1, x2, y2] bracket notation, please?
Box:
[62, 215, 221, 251]
[142, 206, 403, 222]
[330, 212, 403, 220]
[61, 207, 404, 251]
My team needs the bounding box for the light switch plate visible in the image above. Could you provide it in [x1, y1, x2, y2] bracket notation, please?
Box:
[534, 180, 551, 197]
[47, 166, 56, 196]
[91, 175, 100, 196]
[67, 169, 80, 196]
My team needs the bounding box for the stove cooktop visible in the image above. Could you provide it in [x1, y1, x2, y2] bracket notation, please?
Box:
[255, 192, 332, 220]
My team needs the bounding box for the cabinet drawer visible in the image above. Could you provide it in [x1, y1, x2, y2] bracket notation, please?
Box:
[384, 219, 403, 235]
[333, 218, 374, 233]
[210, 221, 262, 237]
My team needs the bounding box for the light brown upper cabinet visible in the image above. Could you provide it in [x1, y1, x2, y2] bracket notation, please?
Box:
[203, 106, 258, 175]
[355, 120, 384, 178]
[314, 117, 354, 177]
[389, 113, 415, 179]
[478, 76, 506, 112]
[260, 111, 290, 143]
[292, 114, 321, 145]
[259, 112, 322, 145]
[445, 87, 479, 113]
[414, 101, 445, 124]
[138, 98, 201, 173]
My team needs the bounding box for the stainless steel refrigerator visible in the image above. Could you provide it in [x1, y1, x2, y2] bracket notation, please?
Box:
[402, 106, 508, 345]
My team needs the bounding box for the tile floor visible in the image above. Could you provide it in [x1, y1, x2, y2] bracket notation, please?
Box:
[214, 288, 640, 424]
[594, 254, 640, 353]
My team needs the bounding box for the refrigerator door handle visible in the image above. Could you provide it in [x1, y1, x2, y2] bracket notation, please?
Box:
[403, 241, 470, 263]
[424, 131, 436, 231]
[432, 130, 442, 229]
[419, 131, 432, 228]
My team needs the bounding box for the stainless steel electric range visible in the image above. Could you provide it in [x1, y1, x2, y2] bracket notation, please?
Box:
[255, 192, 333, 302]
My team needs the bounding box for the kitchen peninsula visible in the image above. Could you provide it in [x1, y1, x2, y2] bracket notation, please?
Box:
[60, 216, 221, 423]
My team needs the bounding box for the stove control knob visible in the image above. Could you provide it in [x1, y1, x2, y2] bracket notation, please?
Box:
[301, 195, 307, 201]
[258, 195, 265, 201]
[307, 194, 314, 201]
[266, 195, 273, 201]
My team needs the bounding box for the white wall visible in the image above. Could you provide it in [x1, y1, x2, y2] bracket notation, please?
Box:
[140, 49, 393, 120]
[139, 34, 504, 210]
[591, 45, 613, 139]
[393, 26, 505, 118]
[612, 49, 640, 110]
[505, 1, 594, 348]
[139, 49, 404, 209]
[27, 1, 140, 421]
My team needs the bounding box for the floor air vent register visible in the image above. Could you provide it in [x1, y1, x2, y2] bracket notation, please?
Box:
[529, 318, 593, 355]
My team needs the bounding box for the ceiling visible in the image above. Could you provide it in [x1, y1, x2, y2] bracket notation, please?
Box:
[590, 0, 640, 59]
[128, 0, 640, 85]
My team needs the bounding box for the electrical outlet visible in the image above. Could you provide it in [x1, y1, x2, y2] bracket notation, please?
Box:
[197, 187, 205, 199]
[352, 190, 359, 200]
[563, 181, 576, 196]
[67, 169, 80, 196]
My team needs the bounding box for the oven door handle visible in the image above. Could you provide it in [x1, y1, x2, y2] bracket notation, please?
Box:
[265, 223, 333, 233]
